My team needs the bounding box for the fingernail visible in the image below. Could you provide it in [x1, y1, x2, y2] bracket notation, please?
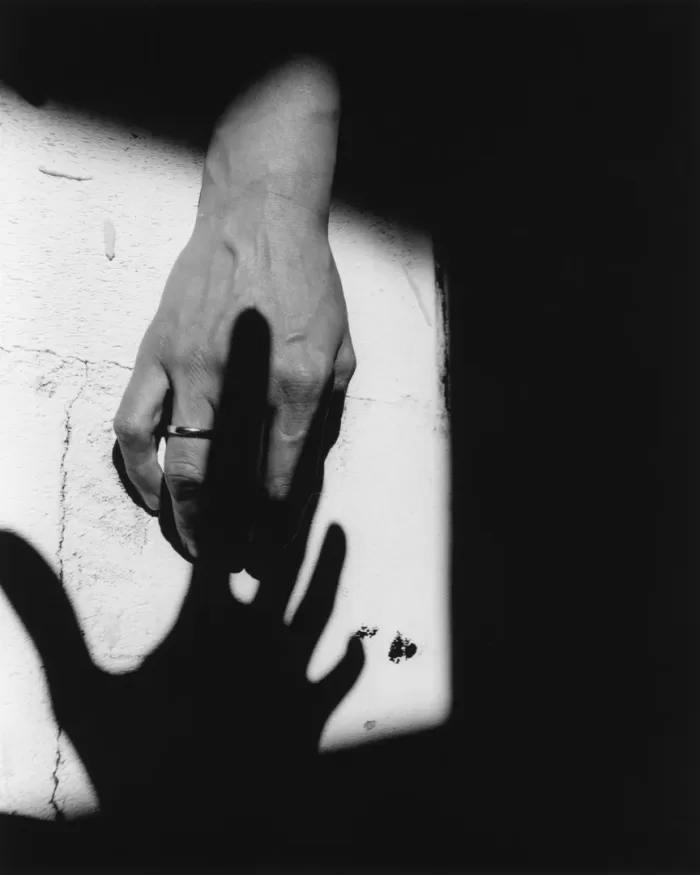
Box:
[145, 495, 160, 513]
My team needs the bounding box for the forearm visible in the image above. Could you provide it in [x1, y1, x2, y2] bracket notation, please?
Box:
[197, 55, 340, 230]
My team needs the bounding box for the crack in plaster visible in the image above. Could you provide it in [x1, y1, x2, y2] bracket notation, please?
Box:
[51, 360, 89, 819]
[58, 360, 89, 587]
[0, 344, 131, 372]
[48, 728, 64, 821]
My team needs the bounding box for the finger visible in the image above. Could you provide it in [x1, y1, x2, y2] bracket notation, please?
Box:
[288, 523, 347, 665]
[247, 377, 332, 594]
[249, 339, 353, 598]
[0, 531, 99, 724]
[267, 335, 353, 538]
[163, 375, 216, 559]
[259, 360, 333, 547]
[267, 391, 323, 500]
[113, 357, 170, 513]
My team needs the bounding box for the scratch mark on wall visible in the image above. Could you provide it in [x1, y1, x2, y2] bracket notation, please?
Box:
[38, 166, 93, 182]
[402, 264, 432, 327]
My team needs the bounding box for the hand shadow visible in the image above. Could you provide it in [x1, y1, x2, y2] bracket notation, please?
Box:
[0, 309, 365, 871]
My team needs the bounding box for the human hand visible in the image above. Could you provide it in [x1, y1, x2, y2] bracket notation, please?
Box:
[114, 201, 354, 560]
[113, 57, 355, 561]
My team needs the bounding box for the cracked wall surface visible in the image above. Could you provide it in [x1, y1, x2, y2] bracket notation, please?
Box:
[0, 85, 450, 818]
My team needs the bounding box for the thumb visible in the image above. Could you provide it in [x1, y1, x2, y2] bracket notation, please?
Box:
[113, 356, 169, 513]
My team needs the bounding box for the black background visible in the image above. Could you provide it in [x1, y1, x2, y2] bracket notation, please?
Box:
[1, 2, 699, 871]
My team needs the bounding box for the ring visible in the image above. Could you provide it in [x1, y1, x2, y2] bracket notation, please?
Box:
[166, 425, 214, 439]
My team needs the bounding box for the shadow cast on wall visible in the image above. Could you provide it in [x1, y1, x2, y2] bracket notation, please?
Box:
[0, 311, 368, 869]
[1, 4, 700, 872]
[0, 308, 457, 872]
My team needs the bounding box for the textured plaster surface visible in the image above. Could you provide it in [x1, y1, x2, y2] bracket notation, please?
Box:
[0, 86, 449, 818]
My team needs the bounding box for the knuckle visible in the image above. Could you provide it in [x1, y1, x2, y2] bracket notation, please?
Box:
[113, 413, 146, 445]
[273, 350, 330, 404]
[164, 460, 206, 496]
[336, 346, 357, 388]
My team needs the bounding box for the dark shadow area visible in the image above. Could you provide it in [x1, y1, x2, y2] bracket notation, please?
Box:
[1, 3, 700, 872]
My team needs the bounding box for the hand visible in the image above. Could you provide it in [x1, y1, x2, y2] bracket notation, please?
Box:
[114, 201, 355, 559]
[113, 57, 355, 561]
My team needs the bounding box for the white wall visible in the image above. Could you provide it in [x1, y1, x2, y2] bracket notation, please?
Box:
[0, 86, 450, 818]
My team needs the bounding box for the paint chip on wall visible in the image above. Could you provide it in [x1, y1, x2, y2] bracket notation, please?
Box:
[104, 218, 116, 261]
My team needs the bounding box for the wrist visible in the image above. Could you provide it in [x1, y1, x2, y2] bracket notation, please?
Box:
[198, 55, 340, 225]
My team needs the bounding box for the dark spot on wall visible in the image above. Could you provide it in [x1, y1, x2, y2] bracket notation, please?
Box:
[363, 720, 376, 731]
[353, 625, 378, 640]
[388, 632, 417, 663]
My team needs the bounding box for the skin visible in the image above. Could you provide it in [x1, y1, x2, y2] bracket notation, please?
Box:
[113, 56, 356, 558]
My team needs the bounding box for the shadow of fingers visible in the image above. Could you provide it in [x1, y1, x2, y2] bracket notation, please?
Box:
[0, 531, 100, 723]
